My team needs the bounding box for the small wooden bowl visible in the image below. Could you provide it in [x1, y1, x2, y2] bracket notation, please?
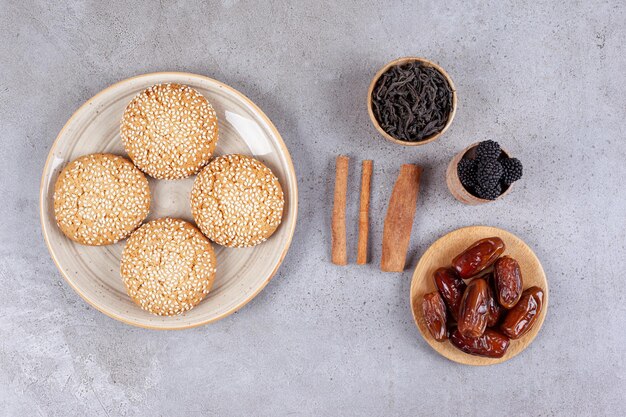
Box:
[367, 57, 457, 146]
[446, 142, 514, 205]
[410, 226, 549, 366]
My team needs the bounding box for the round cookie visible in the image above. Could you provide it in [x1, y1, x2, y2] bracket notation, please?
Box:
[53, 153, 150, 246]
[191, 154, 285, 248]
[120, 83, 219, 180]
[121, 218, 217, 316]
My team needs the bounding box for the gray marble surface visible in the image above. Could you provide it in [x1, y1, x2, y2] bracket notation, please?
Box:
[1, 1, 625, 416]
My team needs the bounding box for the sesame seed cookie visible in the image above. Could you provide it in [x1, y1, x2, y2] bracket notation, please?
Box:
[120, 83, 219, 180]
[121, 218, 217, 316]
[53, 153, 150, 246]
[191, 154, 285, 248]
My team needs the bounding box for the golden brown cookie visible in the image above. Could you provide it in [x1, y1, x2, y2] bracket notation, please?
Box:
[120, 218, 217, 316]
[53, 153, 150, 246]
[191, 154, 284, 248]
[120, 83, 219, 179]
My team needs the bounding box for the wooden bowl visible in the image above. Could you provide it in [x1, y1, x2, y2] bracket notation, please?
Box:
[40, 72, 298, 329]
[446, 142, 514, 205]
[367, 57, 457, 146]
[410, 226, 549, 366]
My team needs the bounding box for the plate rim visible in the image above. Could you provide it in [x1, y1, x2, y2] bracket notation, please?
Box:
[39, 71, 299, 330]
[409, 225, 549, 365]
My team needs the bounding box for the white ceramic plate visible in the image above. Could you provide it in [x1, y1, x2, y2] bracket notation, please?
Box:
[40, 72, 298, 329]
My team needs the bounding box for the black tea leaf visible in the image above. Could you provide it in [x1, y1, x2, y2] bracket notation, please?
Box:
[372, 61, 453, 142]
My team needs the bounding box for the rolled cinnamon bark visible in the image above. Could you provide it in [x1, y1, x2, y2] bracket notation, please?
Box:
[381, 164, 423, 272]
[331, 155, 349, 265]
[357, 160, 373, 264]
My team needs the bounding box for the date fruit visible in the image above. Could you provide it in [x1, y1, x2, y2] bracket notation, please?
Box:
[457, 278, 489, 338]
[494, 256, 523, 308]
[450, 327, 510, 358]
[434, 267, 466, 320]
[452, 237, 505, 279]
[501, 286, 544, 339]
[422, 292, 448, 341]
[485, 275, 503, 327]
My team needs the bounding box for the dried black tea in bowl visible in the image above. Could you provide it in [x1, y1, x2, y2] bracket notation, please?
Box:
[371, 61, 453, 142]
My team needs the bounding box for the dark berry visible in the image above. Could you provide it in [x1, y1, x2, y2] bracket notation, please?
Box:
[476, 159, 504, 190]
[457, 158, 477, 189]
[475, 182, 502, 200]
[501, 158, 523, 185]
[475, 140, 502, 161]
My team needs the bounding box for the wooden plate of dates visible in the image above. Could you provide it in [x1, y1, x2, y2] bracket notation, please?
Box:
[410, 226, 548, 365]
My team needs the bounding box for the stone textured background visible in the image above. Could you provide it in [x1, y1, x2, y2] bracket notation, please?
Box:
[1, 1, 625, 416]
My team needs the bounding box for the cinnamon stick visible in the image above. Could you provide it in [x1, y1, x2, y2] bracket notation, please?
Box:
[381, 164, 423, 272]
[331, 155, 349, 265]
[357, 160, 373, 264]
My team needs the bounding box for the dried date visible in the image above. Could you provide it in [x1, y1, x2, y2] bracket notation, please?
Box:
[485, 274, 503, 327]
[452, 237, 505, 279]
[422, 292, 448, 341]
[501, 286, 544, 339]
[457, 278, 489, 338]
[450, 327, 510, 358]
[494, 256, 523, 308]
[433, 267, 466, 320]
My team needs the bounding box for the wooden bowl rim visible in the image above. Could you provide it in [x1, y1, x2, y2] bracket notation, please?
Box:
[409, 225, 549, 365]
[367, 56, 457, 146]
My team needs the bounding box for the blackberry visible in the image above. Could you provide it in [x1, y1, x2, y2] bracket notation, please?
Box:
[475, 182, 502, 200]
[457, 158, 477, 189]
[501, 158, 523, 185]
[476, 159, 504, 190]
[475, 140, 502, 161]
